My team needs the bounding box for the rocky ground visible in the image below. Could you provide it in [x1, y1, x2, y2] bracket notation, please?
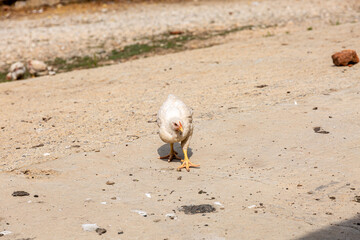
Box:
[0, 0, 360, 239]
[1, 0, 360, 71]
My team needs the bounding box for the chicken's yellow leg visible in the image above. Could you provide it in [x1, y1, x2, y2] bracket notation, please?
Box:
[159, 143, 181, 162]
[177, 149, 200, 172]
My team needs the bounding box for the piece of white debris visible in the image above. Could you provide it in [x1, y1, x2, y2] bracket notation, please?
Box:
[36, 128, 44, 133]
[214, 201, 225, 209]
[294, 100, 298, 105]
[165, 213, 177, 220]
[248, 205, 256, 209]
[101, 202, 107, 205]
[145, 193, 151, 198]
[132, 210, 147, 217]
[82, 223, 99, 232]
[0, 231, 12, 235]
[27, 200, 32, 203]
[43, 153, 50, 156]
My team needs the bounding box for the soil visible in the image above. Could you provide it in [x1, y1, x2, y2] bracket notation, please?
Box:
[11, 191, 30, 197]
[180, 204, 216, 214]
[0, 0, 360, 239]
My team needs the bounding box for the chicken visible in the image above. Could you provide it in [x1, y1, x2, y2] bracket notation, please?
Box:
[157, 94, 199, 171]
[27, 60, 48, 77]
[6, 62, 26, 81]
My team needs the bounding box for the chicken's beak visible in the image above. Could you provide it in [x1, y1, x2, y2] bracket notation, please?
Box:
[178, 122, 184, 133]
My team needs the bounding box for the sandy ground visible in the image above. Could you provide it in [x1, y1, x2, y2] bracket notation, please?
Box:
[1, 3, 360, 240]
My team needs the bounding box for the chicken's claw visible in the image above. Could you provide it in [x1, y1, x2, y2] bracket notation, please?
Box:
[177, 148, 199, 172]
[177, 159, 200, 172]
[159, 153, 181, 162]
[158, 143, 180, 162]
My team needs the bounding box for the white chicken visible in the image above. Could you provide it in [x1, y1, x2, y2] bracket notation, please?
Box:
[6, 62, 26, 81]
[157, 94, 199, 171]
[27, 60, 48, 77]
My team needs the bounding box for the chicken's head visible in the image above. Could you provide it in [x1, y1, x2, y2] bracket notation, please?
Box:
[172, 121, 183, 133]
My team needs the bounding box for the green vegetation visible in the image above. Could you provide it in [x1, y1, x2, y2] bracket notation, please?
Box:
[263, 31, 275, 37]
[0, 24, 275, 83]
[48, 55, 99, 72]
[109, 34, 197, 60]
[330, 20, 341, 26]
[214, 25, 254, 36]
[307, 26, 313, 31]
[0, 72, 9, 83]
[0, 71, 33, 83]
[109, 43, 158, 60]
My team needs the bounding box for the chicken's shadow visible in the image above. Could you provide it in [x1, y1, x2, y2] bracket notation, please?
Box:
[157, 143, 193, 162]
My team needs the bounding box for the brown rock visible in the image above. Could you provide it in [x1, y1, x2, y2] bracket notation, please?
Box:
[106, 180, 115, 185]
[12, 191, 30, 197]
[95, 228, 106, 235]
[95, 228, 107, 235]
[169, 30, 184, 35]
[331, 49, 359, 66]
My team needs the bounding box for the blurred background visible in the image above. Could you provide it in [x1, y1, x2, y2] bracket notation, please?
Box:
[1, 0, 360, 82]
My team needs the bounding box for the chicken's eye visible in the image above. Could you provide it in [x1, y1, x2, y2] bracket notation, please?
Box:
[174, 123, 178, 126]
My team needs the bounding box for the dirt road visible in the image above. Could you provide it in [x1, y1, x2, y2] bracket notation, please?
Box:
[0, 1, 360, 239]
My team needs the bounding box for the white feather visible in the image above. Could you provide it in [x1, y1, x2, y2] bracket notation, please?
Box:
[157, 94, 193, 147]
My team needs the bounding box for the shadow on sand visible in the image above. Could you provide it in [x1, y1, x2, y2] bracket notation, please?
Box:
[296, 215, 360, 240]
[157, 143, 193, 162]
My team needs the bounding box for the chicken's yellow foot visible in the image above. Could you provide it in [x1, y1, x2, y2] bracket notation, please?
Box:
[177, 149, 200, 172]
[159, 143, 181, 162]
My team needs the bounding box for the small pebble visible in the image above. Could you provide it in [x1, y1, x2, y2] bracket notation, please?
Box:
[106, 181, 115, 185]
[12, 191, 30, 197]
[95, 228, 107, 235]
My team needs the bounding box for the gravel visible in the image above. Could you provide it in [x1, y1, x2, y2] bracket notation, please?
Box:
[1, 0, 360, 70]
